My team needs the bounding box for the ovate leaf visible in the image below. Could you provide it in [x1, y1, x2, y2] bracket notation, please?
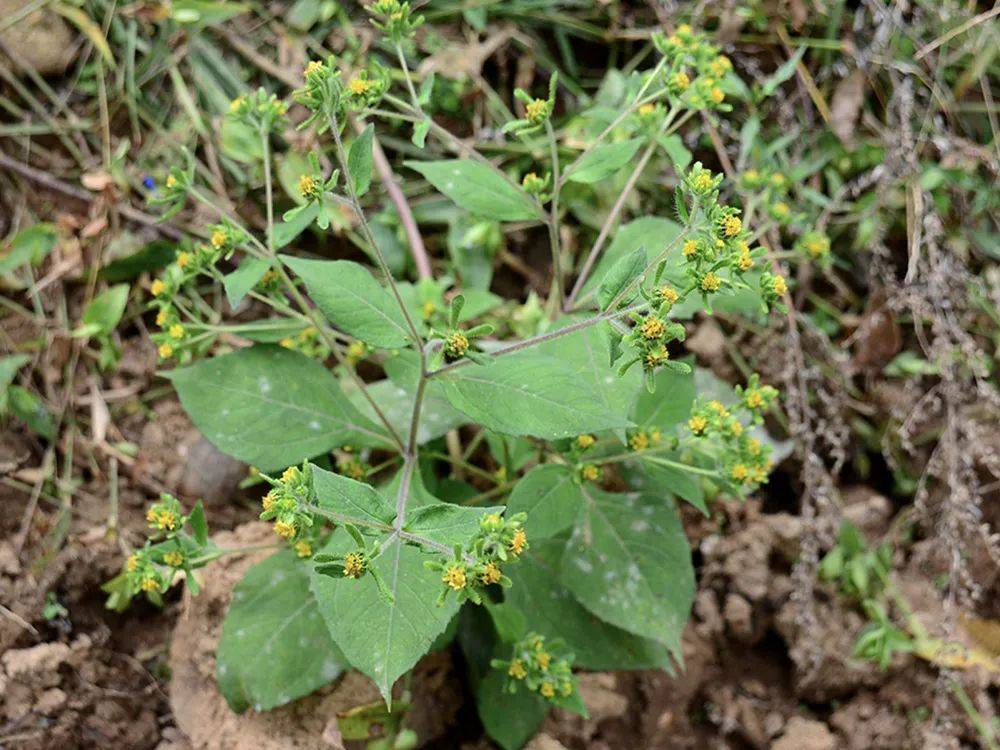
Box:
[506, 540, 674, 670]
[566, 138, 643, 184]
[74, 284, 129, 338]
[0, 224, 58, 275]
[476, 667, 547, 750]
[280, 257, 411, 348]
[405, 160, 539, 221]
[165, 345, 389, 471]
[217, 551, 346, 712]
[561, 487, 693, 657]
[437, 350, 631, 440]
[631, 363, 695, 430]
[597, 246, 644, 309]
[311, 531, 459, 701]
[348, 124, 375, 197]
[404, 501, 503, 547]
[506, 465, 581, 539]
[311, 463, 396, 527]
[8, 386, 54, 439]
[223, 258, 271, 308]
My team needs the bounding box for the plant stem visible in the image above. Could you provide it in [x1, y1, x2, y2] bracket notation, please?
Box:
[544, 119, 564, 315]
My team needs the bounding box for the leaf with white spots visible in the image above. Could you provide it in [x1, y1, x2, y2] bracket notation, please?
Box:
[310, 530, 459, 703]
[405, 159, 540, 221]
[505, 539, 674, 670]
[166, 344, 390, 471]
[217, 550, 347, 712]
[560, 486, 693, 659]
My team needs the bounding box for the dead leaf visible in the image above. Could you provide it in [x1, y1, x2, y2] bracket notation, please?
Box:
[830, 69, 866, 148]
[89, 379, 110, 445]
[417, 29, 513, 79]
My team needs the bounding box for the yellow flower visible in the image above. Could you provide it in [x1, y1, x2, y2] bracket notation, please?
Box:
[640, 316, 666, 340]
[165, 174, 177, 188]
[126, 554, 139, 572]
[168, 324, 184, 340]
[140, 577, 159, 592]
[158, 343, 174, 359]
[281, 466, 299, 483]
[670, 71, 690, 91]
[421, 300, 437, 320]
[298, 173, 316, 198]
[771, 275, 788, 296]
[509, 529, 528, 556]
[737, 250, 754, 272]
[294, 540, 312, 558]
[708, 400, 729, 416]
[683, 239, 699, 257]
[279, 337, 294, 349]
[262, 492, 276, 511]
[163, 550, 184, 567]
[344, 552, 365, 578]
[229, 96, 244, 113]
[156, 309, 169, 326]
[445, 331, 469, 358]
[645, 344, 669, 368]
[151, 279, 166, 297]
[688, 415, 708, 434]
[576, 434, 596, 450]
[721, 215, 742, 237]
[580, 463, 601, 482]
[304, 60, 323, 77]
[480, 563, 502, 585]
[769, 173, 787, 189]
[658, 285, 679, 305]
[347, 77, 371, 96]
[649, 428, 661, 445]
[709, 87, 725, 104]
[508, 659, 527, 680]
[525, 98, 547, 121]
[273, 520, 296, 539]
[534, 650, 551, 670]
[701, 272, 721, 292]
[729, 420, 743, 437]
[211, 230, 227, 249]
[629, 431, 649, 452]
[638, 103, 655, 116]
[676, 23, 692, 35]
[772, 202, 790, 219]
[692, 172, 713, 192]
[745, 389, 764, 409]
[747, 438, 762, 456]
[442, 564, 467, 590]
[176, 251, 191, 269]
[539, 682, 555, 699]
[709, 55, 732, 77]
[731, 464, 748, 482]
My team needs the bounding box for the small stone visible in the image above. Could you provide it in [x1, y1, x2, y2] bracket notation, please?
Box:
[773, 717, 836, 750]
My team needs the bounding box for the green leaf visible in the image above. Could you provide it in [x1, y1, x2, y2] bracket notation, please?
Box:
[506, 540, 674, 670]
[1, 224, 58, 275]
[437, 350, 632, 440]
[217, 551, 346, 712]
[311, 463, 396, 528]
[476, 668, 547, 750]
[404, 502, 503, 547]
[760, 47, 806, 98]
[640, 460, 708, 516]
[580, 217, 682, 300]
[165, 345, 389, 471]
[566, 138, 643, 184]
[0, 354, 29, 413]
[99, 240, 176, 281]
[405, 160, 539, 221]
[170, 0, 249, 26]
[506, 465, 581, 539]
[311, 530, 459, 702]
[659, 134, 692, 169]
[280, 257, 411, 348]
[74, 284, 129, 338]
[223, 258, 271, 309]
[8, 386, 54, 439]
[274, 204, 319, 249]
[561, 486, 693, 657]
[631, 363, 695, 430]
[220, 118, 264, 163]
[597, 246, 644, 309]
[348, 124, 375, 198]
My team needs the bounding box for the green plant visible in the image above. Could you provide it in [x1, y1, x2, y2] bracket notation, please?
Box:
[109, 16, 789, 749]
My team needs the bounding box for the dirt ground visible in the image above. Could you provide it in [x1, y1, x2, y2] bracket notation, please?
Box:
[3, 389, 998, 748]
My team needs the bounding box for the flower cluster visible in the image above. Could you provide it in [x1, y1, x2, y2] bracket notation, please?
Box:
[503, 74, 558, 136]
[652, 24, 734, 112]
[228, 88, 289, 132]
[686, 375, 778, 492]
[425, 512, 527, 605]
[627, 427, 662, 452]
[795, 229, 831, 264]
[368, 0, 424, 43]
[428, 294, 494, 368]
[294, 57, 343, 132]
[259, 464, 316, 548]
[739, 168, 798, 227]
[491, 633, 576, 703]
[616, 309, 690, 390]
[314, 524, 395, 602]
[521, 171, 551, 200]
[278, 326, 329, 359]
[343, 63, 390, 109]
[108, 494, 211, 609]
[283, 153, 340, 229]
[148, 156, 195, 220]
